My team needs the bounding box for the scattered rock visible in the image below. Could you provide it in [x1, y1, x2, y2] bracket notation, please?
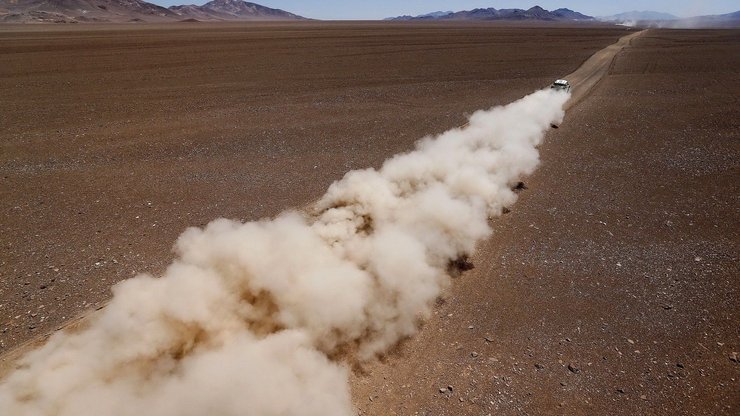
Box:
[512, 181, 527, 192]
[484, 335, 494, 343]
[730, 352, 738, 363]
[471, 352, 479, 358]
[448, 255, 474, 274]
[567, 363, 580, 374]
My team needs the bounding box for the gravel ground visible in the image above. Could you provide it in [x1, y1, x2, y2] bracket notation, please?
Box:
[350, 29, 739, 415]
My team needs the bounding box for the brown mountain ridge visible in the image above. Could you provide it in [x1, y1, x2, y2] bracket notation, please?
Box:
[0, 0, 304, 23]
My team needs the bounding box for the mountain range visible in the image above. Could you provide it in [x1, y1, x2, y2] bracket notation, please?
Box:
[1, 1, 738, 27]
[0, 0, 304, 23]
[386, 6, 739, 28]
[387, 6, 594, 22]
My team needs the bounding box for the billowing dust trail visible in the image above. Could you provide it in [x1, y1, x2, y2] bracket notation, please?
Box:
[0, 89, 568, 415]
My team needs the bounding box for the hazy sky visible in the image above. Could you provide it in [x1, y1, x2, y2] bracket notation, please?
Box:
[151, 1, 739, 20]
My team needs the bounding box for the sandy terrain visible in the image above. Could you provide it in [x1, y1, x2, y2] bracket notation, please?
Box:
[351, 29, 740, 415]
[0, 22, 629, 356]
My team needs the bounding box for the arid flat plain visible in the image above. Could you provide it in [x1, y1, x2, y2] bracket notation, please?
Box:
[1, 22, 738, 414]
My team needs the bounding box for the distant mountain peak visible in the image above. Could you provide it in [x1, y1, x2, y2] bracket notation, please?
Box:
[174, 0, 305, 20]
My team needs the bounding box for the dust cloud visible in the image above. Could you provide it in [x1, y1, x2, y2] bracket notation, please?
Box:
[0, 89, 569, 415]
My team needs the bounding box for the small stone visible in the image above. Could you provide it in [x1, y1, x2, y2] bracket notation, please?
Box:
[567, 363, 580, 374]
[676, 363, 684, 368]
[471, 352, 479, 358]
[534, 363, 545, 370]
[616, 388, 626, 394]
[694, 256, 702, 262]
[627, 339, 635, 344]
[439, 388, 447, 393]
[468, 325, 474, 329]
[729, 352, 738, 363]
[484, 335, 494, 342]
[640, 395, 647, 400]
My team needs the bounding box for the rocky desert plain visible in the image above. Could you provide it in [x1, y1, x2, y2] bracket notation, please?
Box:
[0, 16, 738, 416]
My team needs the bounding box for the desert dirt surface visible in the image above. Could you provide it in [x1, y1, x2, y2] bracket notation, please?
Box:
[351, 29, 740, 415]
[0, 22, 737, 414]
[0, 21, 630, 356]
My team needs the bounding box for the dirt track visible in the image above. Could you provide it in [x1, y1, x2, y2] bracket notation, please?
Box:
[564, 30, 644, 109]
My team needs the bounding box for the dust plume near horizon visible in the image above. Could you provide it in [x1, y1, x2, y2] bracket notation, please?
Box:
[0, 89, 569, 415]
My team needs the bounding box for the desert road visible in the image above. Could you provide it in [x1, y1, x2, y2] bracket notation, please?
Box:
[563, 30, 646, 109]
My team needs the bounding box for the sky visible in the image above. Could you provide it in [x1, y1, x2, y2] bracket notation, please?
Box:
[150, 1, 740, 20]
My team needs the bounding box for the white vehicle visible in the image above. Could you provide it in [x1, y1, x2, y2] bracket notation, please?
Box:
[550, 79, 571, 92]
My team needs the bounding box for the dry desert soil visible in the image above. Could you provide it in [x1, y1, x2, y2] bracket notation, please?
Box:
[1, 22, 738, 414]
